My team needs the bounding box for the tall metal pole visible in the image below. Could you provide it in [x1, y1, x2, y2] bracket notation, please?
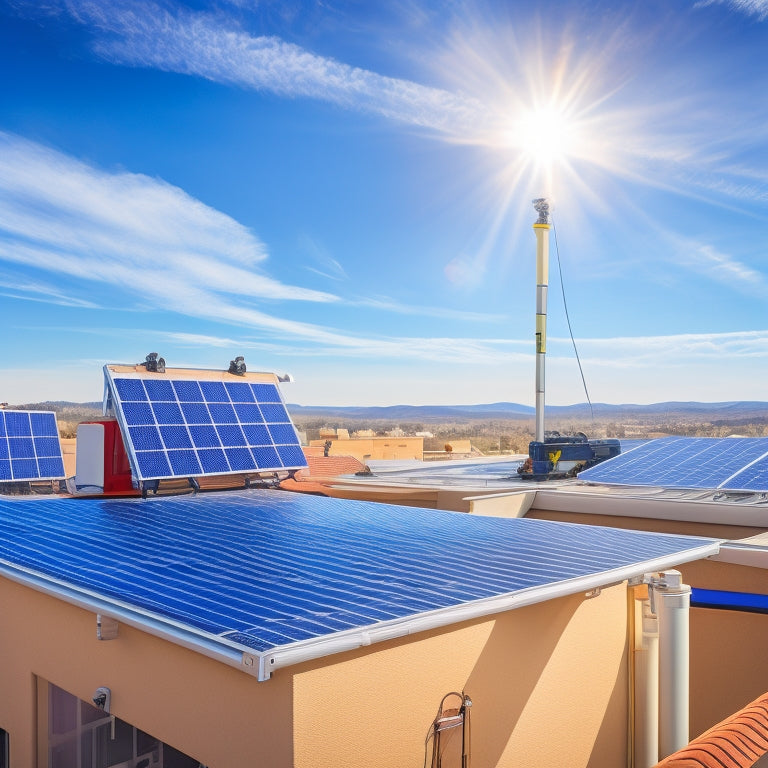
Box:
[532, 198, 551, 443]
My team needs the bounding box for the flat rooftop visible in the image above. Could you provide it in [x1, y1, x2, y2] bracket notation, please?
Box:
[0, 489, 720, 679]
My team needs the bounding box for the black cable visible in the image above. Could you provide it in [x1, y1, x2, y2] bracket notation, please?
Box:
[551, 216, 594, 424]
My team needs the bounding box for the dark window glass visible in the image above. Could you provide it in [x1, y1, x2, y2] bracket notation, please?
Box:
[0, 728, 8, 768]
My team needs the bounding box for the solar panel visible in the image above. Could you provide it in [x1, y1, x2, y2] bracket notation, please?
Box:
[104, 366, 307, 482]
[0, 489, 720, 677]
[0, 410, 66, 482]
[722, 455, 768, 492]
[579, 436, 768, 490]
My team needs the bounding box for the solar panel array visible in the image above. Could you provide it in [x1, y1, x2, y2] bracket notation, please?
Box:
[0, 489, 718, 656]
[0, 410, 65, 482]
[578, 436, 768, 491]
[105, 369, 307, 482]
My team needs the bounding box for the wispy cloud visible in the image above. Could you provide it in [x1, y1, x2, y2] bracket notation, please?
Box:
[298, 235, 349, 283]
[0, 271, 100, 308]
[688, 244, 766, 290]
[10, 0, 768, 218]
[356, 296, 506, 322]
[694, 0, 768, 20]
[35, 0, 484, 139]
[160, 330, 534, 364]
[0, 132, 356, 334]
[126, 327, 768, 368]
[3, 125, 764, 369]
[569, 329, 768, 367]
[0, 131, 512, 362]
[0, 132, 335, 300]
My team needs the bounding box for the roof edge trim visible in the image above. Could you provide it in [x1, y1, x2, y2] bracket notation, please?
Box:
[1, 537, 721, 683]
[0, 560, 251, 674]
[256, 539, 721, 680]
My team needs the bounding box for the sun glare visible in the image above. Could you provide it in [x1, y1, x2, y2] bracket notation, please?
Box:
[496, 100, 588, 200]
[426, 13, 644, 273]
[514, 105, 580, 166]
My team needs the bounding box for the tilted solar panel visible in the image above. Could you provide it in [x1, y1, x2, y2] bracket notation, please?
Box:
[721, 454, 768, 491]
[104, 366, 307, 482]
[0, 410, 66, 482]
[578, 436, 768, 490]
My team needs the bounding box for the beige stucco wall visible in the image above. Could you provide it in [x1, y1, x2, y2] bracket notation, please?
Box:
[0, 575, 631, 768]
[520, 505, 768, 739]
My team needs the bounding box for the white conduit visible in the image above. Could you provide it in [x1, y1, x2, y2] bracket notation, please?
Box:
[634, 596, 659, 768]
[655, 571, 691, 759]
[633, 570, 691, 766]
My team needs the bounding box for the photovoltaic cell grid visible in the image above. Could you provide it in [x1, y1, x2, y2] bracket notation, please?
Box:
[0, 489, 718, 655]
[0, 410, 65, 482]
[578, 436, 768, 492]
[105, 372, 307, 481]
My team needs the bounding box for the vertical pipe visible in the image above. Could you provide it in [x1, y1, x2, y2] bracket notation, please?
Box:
[633, 593, 659, 768]
[532, 198, 551, 443]
[655, 571, 691, 759]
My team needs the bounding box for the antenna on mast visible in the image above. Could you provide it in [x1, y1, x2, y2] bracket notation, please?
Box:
[532, 198, 551, 443]
[519, 198, 622, 480]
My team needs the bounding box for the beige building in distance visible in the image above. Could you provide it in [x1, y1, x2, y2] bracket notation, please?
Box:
[309, 430, 424, 461]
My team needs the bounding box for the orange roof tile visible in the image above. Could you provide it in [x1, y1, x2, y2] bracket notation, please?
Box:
[305, 454, 366, 478]
[654, 692, 768, 767]
[279, 453, 366, 497]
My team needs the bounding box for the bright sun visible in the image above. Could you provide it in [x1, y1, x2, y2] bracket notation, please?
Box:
[515, 105, 578, 165]
[498, 100, 590, 200]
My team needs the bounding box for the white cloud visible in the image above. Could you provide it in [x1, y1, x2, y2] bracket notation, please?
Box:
[663, 239, 768, 296]
[691, 244, 766, 289]
[694, 0, 768, 20]
[51, 0, 485, 139]
[11, 0, 768, 216]
[0, 129, 525, 360]
[566, 329, 768, 367]
[299, 235, 349, 282]
[0, 271, 101, 308]
[0, 132, 511, 361]
[0, 132, 336, 303]
[0, 129, 359, 343]
[356, 296, 506, 322]
[126, 326, 768, 369]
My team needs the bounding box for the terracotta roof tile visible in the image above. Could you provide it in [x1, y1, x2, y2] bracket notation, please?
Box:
[305, 454, 366, 477]
[654, 693, 768, 767]
[279, 453, 365, 496]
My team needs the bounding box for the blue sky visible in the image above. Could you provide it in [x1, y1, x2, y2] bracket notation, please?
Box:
[1, 0, 767, 407]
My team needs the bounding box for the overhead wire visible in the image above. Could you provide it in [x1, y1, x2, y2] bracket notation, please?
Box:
[551, 215, 595, 424]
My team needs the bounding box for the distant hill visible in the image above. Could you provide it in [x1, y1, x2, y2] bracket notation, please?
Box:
[287, 402, 536, 421]
[287, 401, 768, 423]
[8, 399, 768, 426]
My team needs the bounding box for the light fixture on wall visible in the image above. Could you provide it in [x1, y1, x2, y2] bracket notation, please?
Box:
[92, 687, 111, 714]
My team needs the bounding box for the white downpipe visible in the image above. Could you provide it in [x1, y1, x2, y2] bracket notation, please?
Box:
[634, 595, 659, 768]
[654, 570, 691, 759]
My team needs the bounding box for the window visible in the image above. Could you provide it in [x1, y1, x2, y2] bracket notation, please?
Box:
[0, 727, 8, 768]
[46, 683, 204, 768]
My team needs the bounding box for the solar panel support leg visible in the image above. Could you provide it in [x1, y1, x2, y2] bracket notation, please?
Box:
[141, 480, 160, 498]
